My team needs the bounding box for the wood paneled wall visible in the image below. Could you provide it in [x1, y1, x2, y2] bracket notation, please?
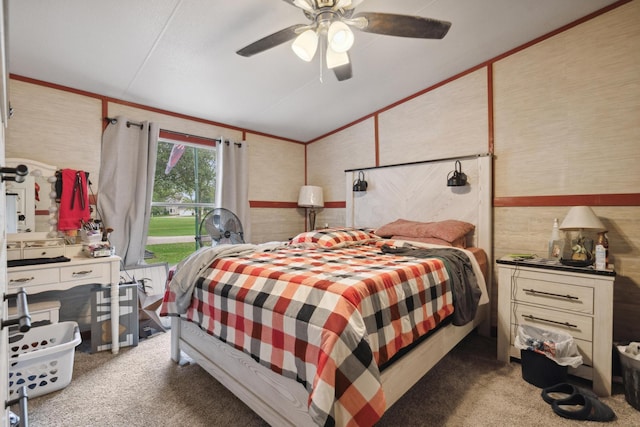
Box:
[493, 4, 640, 197]
[307, 118, 376, 229]
[246, 133, 306, 242]
[307, 0, 640, 341]
[378, 69, 489, 165]
[7, 80, 103, 182]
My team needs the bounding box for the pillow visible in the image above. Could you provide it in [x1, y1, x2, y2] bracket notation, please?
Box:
[289, 227, 378, 249]
[375, 219, 474, 245]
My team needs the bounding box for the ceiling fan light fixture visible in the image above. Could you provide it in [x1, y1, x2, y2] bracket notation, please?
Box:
[334, 0, 351, 9]
[292, 29, 319, 61]
[326, 46, 350, 69]
[328, 21, 354, 53]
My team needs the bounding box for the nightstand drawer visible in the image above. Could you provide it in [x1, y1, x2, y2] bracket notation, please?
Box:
[513, 303, 593, 342]
[513, 275, 593, 314]
[8, 268, 60, 288]
[60, 263, 108, 283]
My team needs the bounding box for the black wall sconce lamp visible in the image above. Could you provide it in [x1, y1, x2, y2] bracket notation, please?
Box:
[353, 171, 368, 192]
[447, 160, 467, 187]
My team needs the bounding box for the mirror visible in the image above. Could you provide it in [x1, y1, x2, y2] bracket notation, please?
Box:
[5, 158, 58, 237]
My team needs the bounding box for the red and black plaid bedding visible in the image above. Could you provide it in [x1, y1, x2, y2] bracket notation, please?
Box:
[162, 240, 459, 427]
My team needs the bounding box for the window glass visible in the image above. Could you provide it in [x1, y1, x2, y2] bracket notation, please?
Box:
[146, 138, 216, 266]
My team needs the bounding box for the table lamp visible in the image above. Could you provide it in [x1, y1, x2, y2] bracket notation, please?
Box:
[298, 186, 324, 230]
[559, 206, 605, 265]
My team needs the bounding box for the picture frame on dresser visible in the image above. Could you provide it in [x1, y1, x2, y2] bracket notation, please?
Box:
[496, 256, 615, 396]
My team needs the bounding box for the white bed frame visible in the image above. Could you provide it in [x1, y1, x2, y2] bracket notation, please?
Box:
[170, 154, 493, 426]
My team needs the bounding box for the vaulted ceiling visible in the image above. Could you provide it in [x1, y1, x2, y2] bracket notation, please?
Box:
[8, 0, 620, 142]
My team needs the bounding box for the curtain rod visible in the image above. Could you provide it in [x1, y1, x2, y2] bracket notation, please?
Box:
[104, 116, 143, 129]
[159, 128, 222, 144]
[104, 117, 242, 146]
[161, 129, 242, 146]
[344, 153, 492, 173]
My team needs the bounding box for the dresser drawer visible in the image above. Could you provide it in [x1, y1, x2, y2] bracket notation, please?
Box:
[513, 275, 593, 314]
[60, 262, 109, 283]
[513, 303, 593, 342]
[7, 248, 21, 261]
[8, 267, 60, 288]
[23, 246, 66, 259]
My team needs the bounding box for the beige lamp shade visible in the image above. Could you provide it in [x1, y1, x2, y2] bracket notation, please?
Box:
[298, 186, 324, 208]
[559, 206, 605, 231]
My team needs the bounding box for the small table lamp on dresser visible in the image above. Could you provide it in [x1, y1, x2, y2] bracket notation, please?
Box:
[559, 205, 606, 266]
[298, 185, 324, 230]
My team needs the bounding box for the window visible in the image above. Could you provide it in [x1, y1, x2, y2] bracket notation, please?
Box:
[145, 137, 216, 266]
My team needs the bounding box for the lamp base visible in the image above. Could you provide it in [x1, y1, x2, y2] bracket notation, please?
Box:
[308, 208, 316, 231]
[560, 258, 593, 267]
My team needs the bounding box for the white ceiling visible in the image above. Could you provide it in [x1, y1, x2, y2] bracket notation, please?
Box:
[8, 0, 619, 142]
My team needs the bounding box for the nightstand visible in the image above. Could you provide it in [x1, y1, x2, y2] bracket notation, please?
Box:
[496, 257, 615, 396]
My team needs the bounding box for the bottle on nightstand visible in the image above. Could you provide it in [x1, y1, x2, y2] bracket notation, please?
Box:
[548, 218, 563, 261]
[595, 231, 609, 270]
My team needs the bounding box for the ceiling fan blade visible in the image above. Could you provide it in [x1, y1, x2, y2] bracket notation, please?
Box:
[353, 12, 451, 39]
[237, 24, 307, 57]
[333, 57, 353, 81]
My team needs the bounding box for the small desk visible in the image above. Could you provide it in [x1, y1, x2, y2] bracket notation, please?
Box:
[7, 255, 122, 354]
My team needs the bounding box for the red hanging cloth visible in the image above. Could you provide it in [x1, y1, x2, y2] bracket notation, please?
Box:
[58, 169, 91, 231]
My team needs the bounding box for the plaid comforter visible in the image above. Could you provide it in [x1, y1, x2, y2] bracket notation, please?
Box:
[162, 240, 477, 427]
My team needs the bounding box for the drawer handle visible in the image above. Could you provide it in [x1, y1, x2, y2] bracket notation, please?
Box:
[9, 277, 35, 284]
[72, 269, 93, 277]
[522, 288, 579, 300]
[522, 314, 577, 329]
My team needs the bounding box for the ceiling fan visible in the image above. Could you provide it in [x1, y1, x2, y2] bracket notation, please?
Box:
[236, 0, 452, 81]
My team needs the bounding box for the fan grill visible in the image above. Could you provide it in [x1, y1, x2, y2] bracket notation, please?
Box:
[196, 208, 245, 248]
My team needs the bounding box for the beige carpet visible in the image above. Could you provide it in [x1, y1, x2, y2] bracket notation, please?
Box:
[19, 330, 640, 426]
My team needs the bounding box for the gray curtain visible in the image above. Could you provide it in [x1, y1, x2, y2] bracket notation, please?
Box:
[98, 116, 159, 267]
[215, 139, 251, 242]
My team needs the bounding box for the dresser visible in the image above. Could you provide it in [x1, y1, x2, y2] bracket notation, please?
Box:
[496, 257, 615, 396]
[7, 255, 122, 354]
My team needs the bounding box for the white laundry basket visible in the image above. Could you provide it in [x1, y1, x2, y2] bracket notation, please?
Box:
[8, 321, 82, 399]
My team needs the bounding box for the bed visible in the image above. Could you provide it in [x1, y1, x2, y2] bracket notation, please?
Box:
[161, 154, 493, 427]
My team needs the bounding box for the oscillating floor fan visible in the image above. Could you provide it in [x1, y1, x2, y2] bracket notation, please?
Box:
[196, 208, 245, 248]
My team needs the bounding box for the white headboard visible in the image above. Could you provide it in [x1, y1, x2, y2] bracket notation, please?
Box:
[345, 154, 493, 255]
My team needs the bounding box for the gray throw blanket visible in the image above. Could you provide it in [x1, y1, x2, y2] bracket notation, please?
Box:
[169, 242, 288, 314]
[381, 245, 482, 326]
